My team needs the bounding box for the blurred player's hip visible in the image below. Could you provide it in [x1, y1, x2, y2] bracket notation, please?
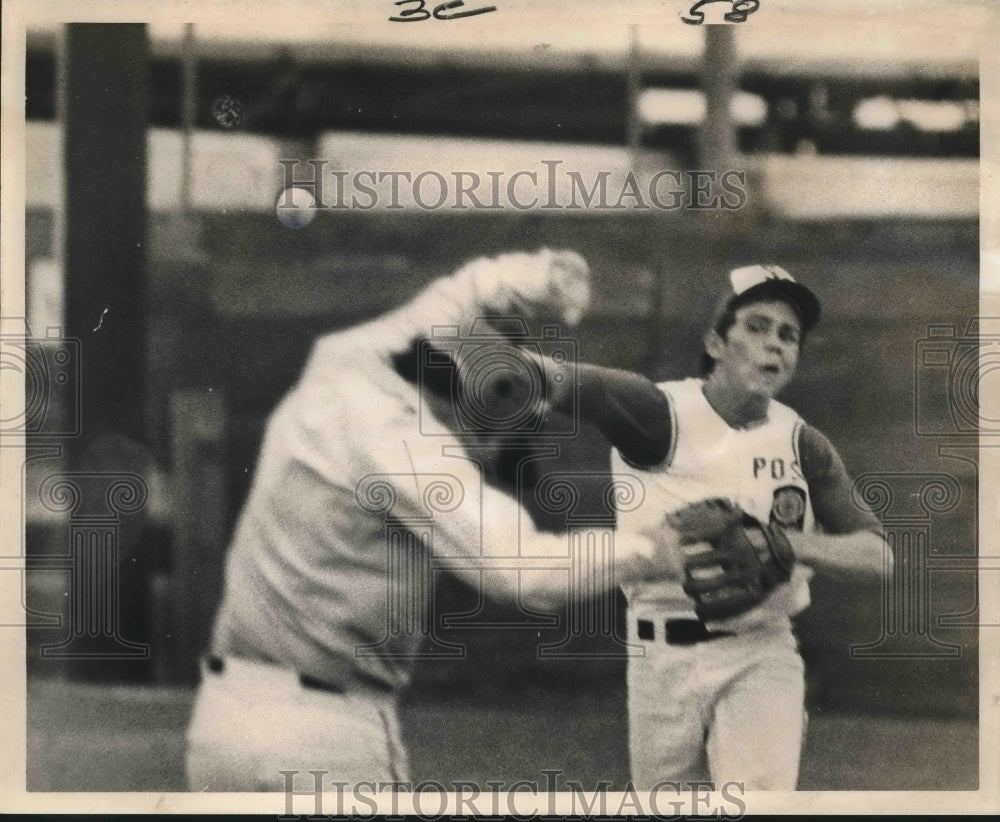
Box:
[185, 655, 409, 791]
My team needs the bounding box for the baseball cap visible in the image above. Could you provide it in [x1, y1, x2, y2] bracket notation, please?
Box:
[713, 264, 821, 332]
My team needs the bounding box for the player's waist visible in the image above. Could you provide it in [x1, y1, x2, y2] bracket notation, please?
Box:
[201, 653, 399, 701]
[630, 614, 799, 649]
[635, 616, 737, 645]
[626, 565, 811, 602]
[624, 567, 813, 630]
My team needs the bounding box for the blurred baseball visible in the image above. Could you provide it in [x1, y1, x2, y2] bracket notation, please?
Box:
[275, 186, 318, 229]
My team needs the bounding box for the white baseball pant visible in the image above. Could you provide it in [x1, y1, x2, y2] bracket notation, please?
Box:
[185, 655, 409, 792]
[626, 612, 806, 791]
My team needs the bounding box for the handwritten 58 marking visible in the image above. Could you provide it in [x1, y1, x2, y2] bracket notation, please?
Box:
[390, 0, 497, 22]
[682, 0, 760, 25]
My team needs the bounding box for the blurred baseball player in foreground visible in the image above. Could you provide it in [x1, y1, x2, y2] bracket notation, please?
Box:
[611, 265, 891, 790]
[185, 249, 689, 791]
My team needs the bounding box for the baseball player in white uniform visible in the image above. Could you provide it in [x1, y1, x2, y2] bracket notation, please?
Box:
[612, 265, 890, 791]
[184, 249, 689, 791]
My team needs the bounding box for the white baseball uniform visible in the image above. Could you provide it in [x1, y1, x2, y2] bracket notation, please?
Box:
[184, 252, 659, 791]
[612, 377, 881, 790]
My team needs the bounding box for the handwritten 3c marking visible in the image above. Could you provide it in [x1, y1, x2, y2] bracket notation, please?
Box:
[389, 0, 498, 22]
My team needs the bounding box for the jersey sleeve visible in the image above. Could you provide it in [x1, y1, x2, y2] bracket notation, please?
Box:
[383, 422, 658, 608]
[798, 422, 883, 536]
[600, 379, 673, 470]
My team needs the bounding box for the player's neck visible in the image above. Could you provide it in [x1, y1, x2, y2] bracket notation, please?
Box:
[701, 377, 770, 430]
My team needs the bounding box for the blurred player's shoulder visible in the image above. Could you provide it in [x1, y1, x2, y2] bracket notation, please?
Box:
[655, 376, 700, 391]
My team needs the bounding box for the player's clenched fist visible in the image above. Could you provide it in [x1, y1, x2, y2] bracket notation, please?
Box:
[634, 518, 693, 582]
[460, 248, 592, 327]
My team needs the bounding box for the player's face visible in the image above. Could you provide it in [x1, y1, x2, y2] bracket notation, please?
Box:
[707, 299, 802, 397]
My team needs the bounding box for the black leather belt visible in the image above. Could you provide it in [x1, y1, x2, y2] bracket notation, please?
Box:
[298, 672, 346, 694]
[206, 655, 393, 695]
[638, 618, 734, 646]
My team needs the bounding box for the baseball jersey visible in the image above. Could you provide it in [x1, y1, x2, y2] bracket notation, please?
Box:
[612, 377, 880, 632]
[209, 268, 658, 694]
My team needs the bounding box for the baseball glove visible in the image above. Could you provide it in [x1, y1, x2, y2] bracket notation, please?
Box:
[669, 497, 796, 622]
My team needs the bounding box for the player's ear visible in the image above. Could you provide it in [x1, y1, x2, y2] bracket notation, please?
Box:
[704, 328, 725, 361]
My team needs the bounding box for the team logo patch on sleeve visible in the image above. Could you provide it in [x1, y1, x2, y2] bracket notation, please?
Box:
[770, 485, 807, 530]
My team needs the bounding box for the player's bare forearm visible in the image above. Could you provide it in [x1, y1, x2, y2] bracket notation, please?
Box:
[615, 522, 688, 584]
[787, 529, 891, 581]
[503, 528, 689, 610]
